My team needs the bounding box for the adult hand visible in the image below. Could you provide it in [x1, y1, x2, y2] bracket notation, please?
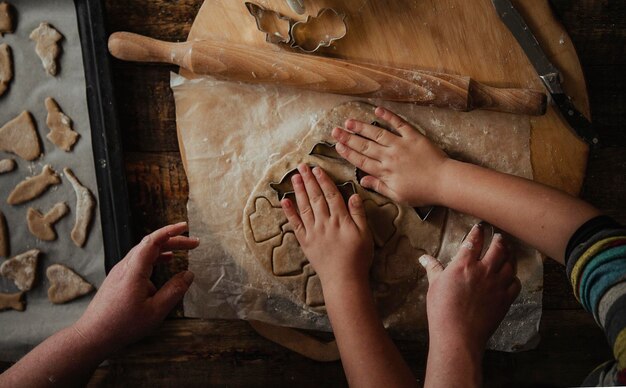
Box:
[332, 106, 449, 207]
[73, 222, 199, 352]
[280, 164, 374, 287]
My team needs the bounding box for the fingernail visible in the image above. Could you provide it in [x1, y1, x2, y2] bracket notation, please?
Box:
[346, 120, 355, 130]
[418, 255, 429, 267]
[336, 143, 346, 152]
[375, 107, 385, 116]
[473, 223, 482, 230]
[312, 167, 321, 176]
[282, 199, 291, 208]
[462, 241, 474, 250]
[351, 194, 362, 207]
[193, 236, 200, 242]
[493, 233, 503, 242]
[183, 271, 194, 284]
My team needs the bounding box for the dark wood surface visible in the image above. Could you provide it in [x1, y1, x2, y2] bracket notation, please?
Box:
[3, 0, 624, 387]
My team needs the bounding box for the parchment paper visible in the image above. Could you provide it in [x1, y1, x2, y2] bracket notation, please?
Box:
[175, 73, 543, 352]
[0, 0, 104, 361]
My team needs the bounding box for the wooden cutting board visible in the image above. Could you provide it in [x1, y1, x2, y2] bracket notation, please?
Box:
[179, 0, 590, 195]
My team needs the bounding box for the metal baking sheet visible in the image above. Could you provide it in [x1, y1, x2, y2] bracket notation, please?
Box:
[0, 0, 129, 361]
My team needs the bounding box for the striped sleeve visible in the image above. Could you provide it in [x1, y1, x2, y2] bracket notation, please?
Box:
[566, 215, 626, 386]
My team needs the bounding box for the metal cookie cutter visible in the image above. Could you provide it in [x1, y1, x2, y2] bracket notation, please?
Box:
[285, 0, 306, 15]
[460, 222, 497, 259]
[309, 141, 342, 160]
[245, 2, 293, 44]
[290, 8, 347, 53]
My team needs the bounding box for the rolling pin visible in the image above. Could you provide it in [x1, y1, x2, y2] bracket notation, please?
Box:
[108, 32, 547, 116]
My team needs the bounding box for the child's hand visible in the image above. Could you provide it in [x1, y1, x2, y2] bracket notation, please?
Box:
[73, 222, 199, 352]
[281, 164, 374, 288]
[332, 106, 449, 207]
[420, 224, 521, 355]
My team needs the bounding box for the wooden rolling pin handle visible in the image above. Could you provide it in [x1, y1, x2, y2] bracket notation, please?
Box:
[468, 80, 547, 116]
[108, 32, 188, 67]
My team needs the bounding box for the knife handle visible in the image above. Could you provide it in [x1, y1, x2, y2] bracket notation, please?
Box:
[109, 32, 546, 116]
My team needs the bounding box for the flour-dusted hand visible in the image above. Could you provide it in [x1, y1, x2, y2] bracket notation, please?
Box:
[332, 106, 449, 207]
[281, 164, 374, 287]
[421, 224, 521, 388]
[74, 222, 200, 352]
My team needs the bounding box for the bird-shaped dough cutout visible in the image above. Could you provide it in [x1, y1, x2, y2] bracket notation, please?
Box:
[30, 22, 63, 76]
[45, 97, 79, 151]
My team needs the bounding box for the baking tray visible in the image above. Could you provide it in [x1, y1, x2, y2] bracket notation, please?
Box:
[75, 0, 133, 272]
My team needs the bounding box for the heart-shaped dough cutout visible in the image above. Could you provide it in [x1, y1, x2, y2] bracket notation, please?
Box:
[46, 264, 94, 304]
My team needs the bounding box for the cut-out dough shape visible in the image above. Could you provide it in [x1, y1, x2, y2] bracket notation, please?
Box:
[0, 210, 8, 257]
[46, 264, 94, 304]
[250, 197, 287, 242]
[0, 43, 12, 96]
[0, 292, 24, 312]
[0, 2, 14, 36]
[272, 232, 308, 276]
[0, 111, 41, 161]
[64, 168, 95, 247]
[364, 200, 399, 247]
[45, 97, 79, 151]
[7, 165, 60, 205]
[0, 158, 15, 174]
[305, 274, 324, 307]
[246, 2, 292, 44]
[0, 249, 39, 291]
[383, 237, 424, 282]
[27, 202, 69, 241]
[30, 22, 62, 76]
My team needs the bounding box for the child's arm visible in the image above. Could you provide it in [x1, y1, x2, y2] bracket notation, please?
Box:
[281, 164, 417, 388]
[0, 222, 199, 388]
[331, 106, 600, 264]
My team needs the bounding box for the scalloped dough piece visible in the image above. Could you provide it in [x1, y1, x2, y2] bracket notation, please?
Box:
[0, 43, 12, 96]
[27, 202, 69, 241]
[46, 264, 94, 304]
[7, 165, 60, 205]
[0, 292, 24, 312]
[45, 97, 79, 151]
[0, 249, 39, 291]
[30, 22, 62, 76]
[0, 2, 15, 36]
[0, 111, 41, 161]
[64, 168, 95, 247]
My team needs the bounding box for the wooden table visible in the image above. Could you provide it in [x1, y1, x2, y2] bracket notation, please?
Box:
[4, 1, 624, 386]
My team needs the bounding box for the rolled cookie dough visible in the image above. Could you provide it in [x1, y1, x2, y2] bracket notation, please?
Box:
[46, 264, 94, 304]
[0, 43, 12, 96]
[27, 202, 69, 241]
[0, 111, 41, 161]
[7, 165, 60, 205]
[30, 22, 63, 76]
[0, 2, 14, 36]
[0, 249, 39, 291]
[45, 97, 79, 151]
[64, 168, 95, 247]
[243, 102, 446, 316]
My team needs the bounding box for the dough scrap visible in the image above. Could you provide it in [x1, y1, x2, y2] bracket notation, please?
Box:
[7, 165, 60, 205]
[0, 2, 14, 36]
[0, 292, 24, 312]
[64, 168, 95, 247]
[46, 264, 94, 304]
[0, 249, 39, 291]
[0, 111, 42, 161]
[0, 43, 12, 96]
[45, 97, 79, 151]
[27, 202, 69, 241]
[29, 22, 63, 76]
[243, 102, 446, 314]
[0, 210, 8, 257]
[0, 158, 15, 174]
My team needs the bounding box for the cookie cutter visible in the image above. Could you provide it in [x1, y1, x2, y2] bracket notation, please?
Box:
[309, 141, 342, 160]
[245, 2, 293, 44]
[285, 0, 306, 15]
[290, 8, 347, 53]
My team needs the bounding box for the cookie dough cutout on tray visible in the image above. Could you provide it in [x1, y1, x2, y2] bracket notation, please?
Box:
[27, 202, 69, 241]
[243, 101, 447, 317]
[30, 22, 63, 76]
[0, 111, 41, 161]
[45, 97, 79, 151]
[0, 249, 39, 291]
[0, 210, 8, 257]
[46, 264, 94, 304]
[0, 2, 15, 36]
[0, 292, 24, 312]
[0, 43, 13, 96]
[64, 168, 95, 247]
[7, 165, 60, 205]
[0, 158, 15, 174]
